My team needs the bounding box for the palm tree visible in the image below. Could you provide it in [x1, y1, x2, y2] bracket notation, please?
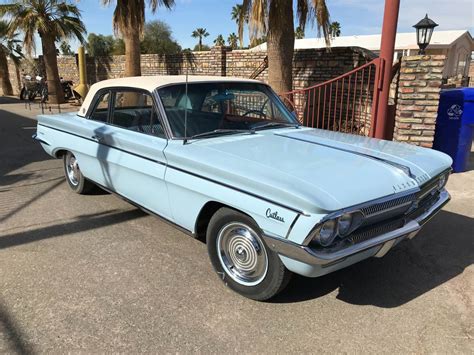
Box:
[191, 28, 209, 51]
[227, 33, 238, 49]
[241, 0, 331, 94]
[214, 34, 225, 47]
[0, 0, 86, 104]
[329, 21, 341, 37]
[102, 0, 175, 77]
[231, 4, 248, 49]
[59, 41, 73, 55]
[0, 20, 22, 96]
[295, 26, 305, 39]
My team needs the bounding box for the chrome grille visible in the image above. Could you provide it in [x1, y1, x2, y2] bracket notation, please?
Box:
[348, 219, 405, 245]
[417, 178, 440, 200]
[361, 193, 416, 217]
[308, 171, 448, 250]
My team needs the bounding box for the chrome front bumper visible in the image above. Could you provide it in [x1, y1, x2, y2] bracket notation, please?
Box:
[263, 189, 450, 267]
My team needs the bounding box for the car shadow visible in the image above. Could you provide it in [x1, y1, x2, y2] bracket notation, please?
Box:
[0, 300, 34, 354]
[271, 210, 473, 307]
[0, 209, 146, 250]
[0, 108, 53, 180]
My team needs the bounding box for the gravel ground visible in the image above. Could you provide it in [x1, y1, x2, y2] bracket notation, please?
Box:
[0, 97, 472, 353]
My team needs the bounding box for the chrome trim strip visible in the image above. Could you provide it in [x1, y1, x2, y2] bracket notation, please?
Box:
[37, 123, 308, 216]
[275, 133, 416, 178]
[301, 170, 450, 245]
[38, 123, 167, 165]
[32, 133, 50, 146]
[301, 188, 420, 245]
[264, 189, 450, 266]
[285, 214, 300, 239]
[167, 165, 309, 216]
[93, 181, 195, 237]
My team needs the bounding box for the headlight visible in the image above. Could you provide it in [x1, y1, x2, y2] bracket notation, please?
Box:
[337, 213, 353, 236]
[438, 174, 447, 190]
[314, 219, 337, 247]
[311, 211, 364, 247]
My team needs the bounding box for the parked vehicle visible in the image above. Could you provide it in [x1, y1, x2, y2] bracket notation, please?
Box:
[33, 76, 452, 300]
[20, 74, 76, 102]
[20, 74, 48, 103]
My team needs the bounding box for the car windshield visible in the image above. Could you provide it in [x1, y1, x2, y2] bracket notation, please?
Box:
[157, 82, 299, 139]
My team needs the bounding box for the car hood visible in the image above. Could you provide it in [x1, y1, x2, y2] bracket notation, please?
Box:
[165, 128, 452, 214]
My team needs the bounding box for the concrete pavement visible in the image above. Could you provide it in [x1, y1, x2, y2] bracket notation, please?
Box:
[0, 97, 472, 353]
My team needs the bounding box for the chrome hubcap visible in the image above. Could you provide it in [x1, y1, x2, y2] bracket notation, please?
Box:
[217, 222, 268, 286]
[66, 153, 80, 186]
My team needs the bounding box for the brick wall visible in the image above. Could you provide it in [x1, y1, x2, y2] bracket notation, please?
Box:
[393, 55, 445, 147]
[5, 49, 450, 149]
[469, 61, 474, 87]
[4, 46, 374, 96]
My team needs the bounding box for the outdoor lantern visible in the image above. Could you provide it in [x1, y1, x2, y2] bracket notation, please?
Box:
[413, 14, 438, 55]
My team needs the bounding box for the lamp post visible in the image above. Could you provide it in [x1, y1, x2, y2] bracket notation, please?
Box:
[413, 14, 438, 55]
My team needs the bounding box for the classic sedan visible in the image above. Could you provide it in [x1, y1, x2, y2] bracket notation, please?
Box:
[33, 76, 452, 300]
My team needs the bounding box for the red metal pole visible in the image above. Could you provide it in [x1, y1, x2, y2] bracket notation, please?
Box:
[374, 0, 400, 139]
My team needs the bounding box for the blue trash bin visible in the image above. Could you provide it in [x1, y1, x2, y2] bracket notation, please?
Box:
[433, 88, 474, 173]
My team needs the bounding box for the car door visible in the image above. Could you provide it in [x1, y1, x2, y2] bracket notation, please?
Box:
[98, 89, 171, 220]
[71, 90, 116, 187]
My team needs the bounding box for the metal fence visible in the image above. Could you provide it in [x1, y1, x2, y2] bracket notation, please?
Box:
[281, 58, 380, 136]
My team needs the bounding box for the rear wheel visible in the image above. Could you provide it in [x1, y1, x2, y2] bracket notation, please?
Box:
[207, 208, 291, 301]
[63, 152, 95, 194]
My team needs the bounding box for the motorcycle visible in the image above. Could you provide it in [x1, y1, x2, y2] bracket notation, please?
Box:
[20, 75, 76, 102]
[20, 75, 48, 103]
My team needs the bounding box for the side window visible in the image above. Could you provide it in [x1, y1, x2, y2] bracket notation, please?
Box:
[111, 90, 164, 138]
[90, 92, 110, 122]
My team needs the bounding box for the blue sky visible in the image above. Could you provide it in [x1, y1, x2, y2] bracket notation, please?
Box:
[2, 0, 474, 52]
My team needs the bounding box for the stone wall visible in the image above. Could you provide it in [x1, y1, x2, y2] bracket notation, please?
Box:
[4, 46, 374, 96]
[393, 55, 446, 147]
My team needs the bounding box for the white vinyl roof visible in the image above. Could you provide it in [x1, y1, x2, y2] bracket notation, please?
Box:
[79, 75, 262, 116]
[250, 30, 473, 51]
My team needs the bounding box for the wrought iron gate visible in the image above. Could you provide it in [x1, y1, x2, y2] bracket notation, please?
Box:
[281, 58, 382, 137]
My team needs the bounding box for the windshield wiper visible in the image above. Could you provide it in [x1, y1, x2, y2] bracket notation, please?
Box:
[184, 129, 255, 143]
[252, 121, 300, 130]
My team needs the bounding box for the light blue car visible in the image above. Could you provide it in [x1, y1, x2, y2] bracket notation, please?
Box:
[34, 76, 452, 300]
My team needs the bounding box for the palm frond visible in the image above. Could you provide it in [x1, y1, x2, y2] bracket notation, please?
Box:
[309, 0, 331, 46]
[296, 0, 309, 31]
[0, 0, 87, 54]
[247, 0, 267, 41]
[148, 0, 175, 12]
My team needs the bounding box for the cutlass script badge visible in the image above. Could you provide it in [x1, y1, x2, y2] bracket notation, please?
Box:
[266, 208, 285, 223]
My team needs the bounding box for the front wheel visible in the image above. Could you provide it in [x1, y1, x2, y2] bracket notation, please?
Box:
[20, 87, 28, 100]
[207, 208, 292, 301]
[63, 152, 95, 194]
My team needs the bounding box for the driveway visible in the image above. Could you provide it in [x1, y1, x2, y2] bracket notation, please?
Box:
[0, 97, 472, 353]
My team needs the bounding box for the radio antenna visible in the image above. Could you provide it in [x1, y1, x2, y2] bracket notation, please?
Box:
[183, 67, 189, 145]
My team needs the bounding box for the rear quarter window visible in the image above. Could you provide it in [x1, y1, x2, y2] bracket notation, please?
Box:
[90, 92, 110, 122]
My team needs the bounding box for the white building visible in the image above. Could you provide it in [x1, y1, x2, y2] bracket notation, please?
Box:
[251, 30, 473, 81]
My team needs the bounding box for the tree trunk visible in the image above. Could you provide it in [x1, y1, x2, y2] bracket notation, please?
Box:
[124, 30, 141, 77]
[267, 0, 295, 94]
[199, 38, 202, 51]
[41, 33, 64, 104]
[0, 52, 13, 96]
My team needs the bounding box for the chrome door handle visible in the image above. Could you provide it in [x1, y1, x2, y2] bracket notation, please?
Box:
[91, 134, 104, 141]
